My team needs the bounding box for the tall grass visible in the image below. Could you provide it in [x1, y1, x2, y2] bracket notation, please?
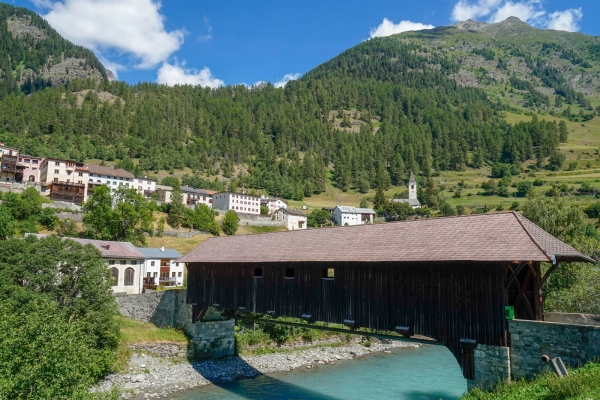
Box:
[463, 362, 600, 400]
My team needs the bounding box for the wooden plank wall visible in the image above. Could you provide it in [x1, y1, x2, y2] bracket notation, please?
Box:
[187, 261, 509, 369]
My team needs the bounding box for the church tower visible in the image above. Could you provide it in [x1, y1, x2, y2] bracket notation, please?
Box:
[408, 172, 417, 200]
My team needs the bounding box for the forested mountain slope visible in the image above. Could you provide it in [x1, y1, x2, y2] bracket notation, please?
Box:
[0, 9, 595, 200]
[396, 17, 600, 115]
[0, 3, 106, 99]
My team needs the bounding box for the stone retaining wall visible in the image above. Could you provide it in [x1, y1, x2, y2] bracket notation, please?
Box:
[509, 319, 600, 380]
[116, 290, 235, 359]
[128, 343, 188, 358]
[468, 345, 510, 391]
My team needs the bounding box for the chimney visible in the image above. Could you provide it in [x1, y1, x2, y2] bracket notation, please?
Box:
[160, 246, 165, 252]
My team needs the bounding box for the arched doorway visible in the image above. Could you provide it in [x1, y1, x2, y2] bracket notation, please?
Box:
[28, 175, 35, 182]
[124, 267, 135, 286]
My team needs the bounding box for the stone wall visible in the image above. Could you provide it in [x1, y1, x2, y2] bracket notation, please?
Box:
[467, 345, 510, 391]
[116, 290, 235, 359]
[509, 319, 600, 380]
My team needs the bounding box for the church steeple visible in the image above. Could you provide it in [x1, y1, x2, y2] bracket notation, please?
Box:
[408, 172, 417, 200]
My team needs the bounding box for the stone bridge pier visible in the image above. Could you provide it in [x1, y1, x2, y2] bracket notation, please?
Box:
[116, 290, 235, 359]
[467, 315, 600, 390]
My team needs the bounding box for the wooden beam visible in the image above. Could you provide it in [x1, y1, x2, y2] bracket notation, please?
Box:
[506, 262, 527, 290]
[541, 262, 559, 287]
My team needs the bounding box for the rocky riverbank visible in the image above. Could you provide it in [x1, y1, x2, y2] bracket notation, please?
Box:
[98, 338, 420, 399]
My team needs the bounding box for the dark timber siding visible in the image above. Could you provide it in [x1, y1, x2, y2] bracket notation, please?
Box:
[187, 261, 510, 368]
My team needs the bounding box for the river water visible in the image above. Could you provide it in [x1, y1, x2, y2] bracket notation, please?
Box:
[173, 345, 467, 400]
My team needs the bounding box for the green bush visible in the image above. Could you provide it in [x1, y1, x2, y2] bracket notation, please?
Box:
[221, 210, 239, 235]
[0, 236, 120, 399]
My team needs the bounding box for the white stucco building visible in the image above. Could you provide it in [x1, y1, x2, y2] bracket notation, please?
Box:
[0, 143, 19, 182]
[332, 205, 376, 226]
[213, 192, 261, 215]
[87, 164, 135, 194]
[27, 234, 146, 295]
[181, 186, 213, 208]
[391, 172, 421, 209]
[134, 177, 157, 198]
[137, 247, 184, 287]
[274, 208, 307, 230]
[156, 185, 173, 203]
[40, 158, 89, 203]
[260, 196, 288, 214]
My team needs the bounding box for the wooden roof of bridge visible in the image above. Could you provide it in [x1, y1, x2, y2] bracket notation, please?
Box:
[179, 212, 593, 264]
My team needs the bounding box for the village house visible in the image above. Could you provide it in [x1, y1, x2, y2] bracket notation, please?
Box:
[40, 158, 89, 204]
[260, 195, 287, 214]
[181, 186, 213, 208]
[17, 155, 43, 183]
[134, 177, 157, 198]
[137, 247, 184, 288]
[332, 205, 376, 226]
[212, 192, 261, 215]
[391, 172, 421, 209]
[26, 234, 146, 295]
[274, 207, 307, 230]
[0, 143, 19, 183]
[86, 164, 134, 196]
[156, 185, 173, 203]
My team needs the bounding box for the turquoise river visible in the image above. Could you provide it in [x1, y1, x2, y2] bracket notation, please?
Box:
[172, 345, 467, 400]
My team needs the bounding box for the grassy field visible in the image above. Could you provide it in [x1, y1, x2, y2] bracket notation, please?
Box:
[117, 316, 188, 345]
[463, 362, 600, 400]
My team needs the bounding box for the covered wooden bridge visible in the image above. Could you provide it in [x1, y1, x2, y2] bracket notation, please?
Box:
[179, 212, 593, 376]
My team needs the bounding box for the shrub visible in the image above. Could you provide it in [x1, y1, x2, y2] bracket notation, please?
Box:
[221, 210, 239, 235]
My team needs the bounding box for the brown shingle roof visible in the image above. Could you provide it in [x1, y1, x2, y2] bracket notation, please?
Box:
[26, 234, 145, 259]
[87, 164, 134, 179]
[179, 212, 593, 264]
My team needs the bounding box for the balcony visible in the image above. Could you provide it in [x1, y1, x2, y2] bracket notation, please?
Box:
[159, 277, 177, 286]
[50, 181, 85, 204]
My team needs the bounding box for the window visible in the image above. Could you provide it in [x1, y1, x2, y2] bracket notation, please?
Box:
[111, 268, 119, 286]
[146, 272, 151, 277]
[151, 261, 155, 266]
[78, 172, 83, 176]
[53, 178, 58, 183]
[285, 268, 295, 279]
[131, 260, 137, 265]
[171, 272, 176, 277]
[253, 267, 263, 278]
[109, 260, 115, 265]
[120, 260, 126, 265]
[55, 161, 60, 166]
[153, 272, 157, 277]
[178, 272, 182, 277]
[33, 159, 38, 164]
[175, 262, 179, 266]
[25, 159, 30, 163]
[322, 268, 335, 280]
[124, 268, 135, 286]
[54, 169, 59, 174]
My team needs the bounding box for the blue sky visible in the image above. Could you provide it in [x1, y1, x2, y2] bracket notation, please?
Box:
[10, 0, 600, 87]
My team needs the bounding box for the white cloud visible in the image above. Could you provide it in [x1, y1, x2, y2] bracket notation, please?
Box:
[369, 18, 435, 38]
[198, 16, 213, 42]
[273, 73, 300, 88]
[451, 0, 503, 21]
[450, 0, 584, 32]
[97, 56, 125, 79]
[156, 62, 224, 88]
[547, 8, 582, 32]
[38, 0, 184, 69]
[489, 2, 545, 23]
[31, 0, 54, 8]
